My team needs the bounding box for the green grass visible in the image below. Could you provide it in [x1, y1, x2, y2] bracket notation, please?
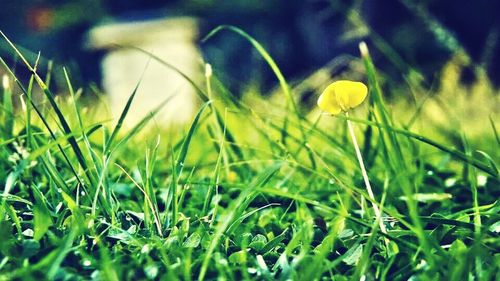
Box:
[0, 25, 499, 281]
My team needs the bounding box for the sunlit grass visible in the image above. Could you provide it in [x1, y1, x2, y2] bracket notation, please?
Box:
[0, 25, 499, 281]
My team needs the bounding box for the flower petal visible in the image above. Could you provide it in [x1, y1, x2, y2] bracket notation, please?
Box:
[332, 80, 368, 109]
[317, 85, 342, 115]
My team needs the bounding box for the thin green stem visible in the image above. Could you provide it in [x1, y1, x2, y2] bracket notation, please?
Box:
[346, 112, 387, 234]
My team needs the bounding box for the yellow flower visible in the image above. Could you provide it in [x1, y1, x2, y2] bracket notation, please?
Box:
[317, 80, 368, 115]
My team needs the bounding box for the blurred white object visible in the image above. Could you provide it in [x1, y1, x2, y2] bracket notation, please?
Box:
[87, 16, 201, 126]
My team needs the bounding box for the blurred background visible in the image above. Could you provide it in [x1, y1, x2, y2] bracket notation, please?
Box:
[2, 0, 500, 86]
[0, 0, 499, 130]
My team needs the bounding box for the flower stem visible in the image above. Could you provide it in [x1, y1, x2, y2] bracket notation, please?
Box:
[346, 112, 387, 234]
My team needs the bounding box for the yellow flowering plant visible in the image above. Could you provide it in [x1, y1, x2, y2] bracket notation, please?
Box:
[317, 80, 368, 115]
[318, 80, 387, 234]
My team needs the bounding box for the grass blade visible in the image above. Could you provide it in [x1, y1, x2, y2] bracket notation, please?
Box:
[168, 101, 212, 227]
[104, 62, 148, 153]
[198, 163, 282, 281]
[202, 25, 316, 166]
[1, 75, 14, 137]
[360, 41, 433, 267]
[0, 33, 93, 186]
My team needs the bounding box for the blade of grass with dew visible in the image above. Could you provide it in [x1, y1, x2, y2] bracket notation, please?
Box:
[307, 142, 442, 254]
[64, 68, 102, 172]
[208, 81, 292, 165]
[167, 144, 177, 230]
[168, 101, 212, 227]
[204, 66, 238, 176]
[44, 60, 53, 88]
[25, 127, 90, 197]
[202, 123, 225, 215]
[1, 161, 26, 220]
[4, 127, 92, 196]
[265, 115, 353, 175]
[62, 68, 112, 213]
[489, 116, 500, 146]
[205, 109, 238, 218]
[202, 26, 294, 115]
[257, 108, 349, 160]
[475, 150, 498, 176]
[175, 101, 212, 177]
[37, 151, 72, 194]
[404, 85, 435, 130]
[104, 62, 148, 154]
[294, 214, 346, 280]
[202, 25, 316, 167]
[226, 108, 320, 176]
[417, 216, 495, 236]
[25, 123, 102, 162]
[255, 185, 420, 251]
[462, 134, 484, 279]
[116, 164, 163, 237]
[144, 136, 163, 236]
[36, 78, 95, 183]
[0, 67, 86, 190]
[31, 184, 53, 241]
[0, 62, 89, 192]
[354, 188, 389, 280]
[109, 94, 176, 155]
[4, 204, 22, 240]
[359, 42, 408, 172]
[337, 114, 498, 178]
[198, 163, 282, 281]
[90, 94, 176, 219]
[361, 112, 376, 166]
[102, 48, 240, 170]
[0, 33, 94, 186]
[204, 72, 258, 163]
[201, 63, 245, 165]
[2, 75, 14, 138]
[24, 190, 84, 280]
[24, 75, 35, 148]
[226, 203, 280, 235]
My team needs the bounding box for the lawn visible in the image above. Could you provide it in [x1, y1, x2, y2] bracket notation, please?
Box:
[0, 26, 499, 281]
